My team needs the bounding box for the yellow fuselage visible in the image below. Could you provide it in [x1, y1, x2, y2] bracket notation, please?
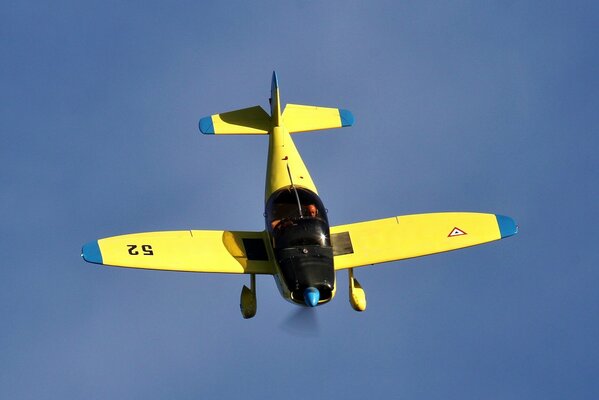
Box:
[264, 121, 335, 306]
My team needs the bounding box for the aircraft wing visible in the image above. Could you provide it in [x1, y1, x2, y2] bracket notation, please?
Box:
[330, 212, 518, 270]
[81, 230, 275, 274]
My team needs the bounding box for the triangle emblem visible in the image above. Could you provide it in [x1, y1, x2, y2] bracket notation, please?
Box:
[448, 227, 467, 237]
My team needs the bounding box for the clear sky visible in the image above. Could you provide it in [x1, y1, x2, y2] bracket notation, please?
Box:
[2, 1, 599, 398]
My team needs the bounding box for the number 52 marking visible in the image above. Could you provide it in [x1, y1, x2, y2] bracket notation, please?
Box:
[127, 244, 154, 256]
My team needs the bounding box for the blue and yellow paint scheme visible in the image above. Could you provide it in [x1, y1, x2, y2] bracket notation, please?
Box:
[82, 72, 517, 318]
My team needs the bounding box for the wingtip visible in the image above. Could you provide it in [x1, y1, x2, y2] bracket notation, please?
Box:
[496, 214, 518, 238]
[199, 116, 215, 134]
[81, 241, 103, 264]
[339, 109, 354, 127]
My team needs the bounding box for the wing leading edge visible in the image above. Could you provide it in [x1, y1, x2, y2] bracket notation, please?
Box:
[81, 230, 275, 274]
[331, 212, 517, 270]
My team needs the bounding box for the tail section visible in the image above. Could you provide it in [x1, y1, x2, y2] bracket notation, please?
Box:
[282, 104, 354, 133]
[198, 72, 354, 135]
[199, 106, 270, 135]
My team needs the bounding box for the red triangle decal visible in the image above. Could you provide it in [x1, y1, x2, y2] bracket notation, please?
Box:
[448, 227, 467, 237]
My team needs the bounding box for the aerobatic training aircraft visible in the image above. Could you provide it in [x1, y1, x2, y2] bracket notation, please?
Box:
[82, 72, 518, 318]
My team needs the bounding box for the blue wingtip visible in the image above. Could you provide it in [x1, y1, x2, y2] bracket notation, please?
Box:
[81, 241, 103, 264]
[339, 109, 354, 127]
[271, 71, 279, 91]
[199, 116, 214, 134]
[496, 214, 518, 238]
[303, 287, 320, 307]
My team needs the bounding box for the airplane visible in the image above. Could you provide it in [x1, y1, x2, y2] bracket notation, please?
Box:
[81, 72, 518, 319]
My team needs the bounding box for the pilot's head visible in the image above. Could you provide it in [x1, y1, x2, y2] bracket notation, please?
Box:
[307, 204, 317, 217]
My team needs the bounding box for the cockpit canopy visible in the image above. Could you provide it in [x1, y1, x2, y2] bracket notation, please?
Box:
[266, 187, 328, 228]
[265, 187, 330, 249]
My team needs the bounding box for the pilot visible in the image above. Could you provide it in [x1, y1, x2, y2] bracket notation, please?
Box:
[307, 204, 318, 218]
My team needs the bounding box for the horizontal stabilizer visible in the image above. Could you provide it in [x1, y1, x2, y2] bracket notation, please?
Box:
[82, 230, 275, 274]
[199, 106, 271, 135]
[282, 104, 354, 133]
[331, 212, 517, 270]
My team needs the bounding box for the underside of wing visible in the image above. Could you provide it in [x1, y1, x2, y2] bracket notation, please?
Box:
[81, 230, 275, 274]
[331, 212, 518, 270]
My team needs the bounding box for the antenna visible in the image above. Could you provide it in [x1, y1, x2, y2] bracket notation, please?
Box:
[286, 164, 303, 218]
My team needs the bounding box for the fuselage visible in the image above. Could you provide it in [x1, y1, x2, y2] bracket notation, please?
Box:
[264, 77, 335, 306]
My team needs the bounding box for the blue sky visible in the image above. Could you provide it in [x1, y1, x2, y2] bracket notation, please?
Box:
[2, 1, 599, 398]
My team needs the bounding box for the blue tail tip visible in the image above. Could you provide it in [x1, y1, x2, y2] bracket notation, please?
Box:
[339, 109, 354, 127]
[304, 287, 320, 307]
[199, 116, 214, 134]
[496, 214, 518, 238]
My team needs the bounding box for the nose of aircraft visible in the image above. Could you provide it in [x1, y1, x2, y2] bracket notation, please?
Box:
[303, 287, 320, 307]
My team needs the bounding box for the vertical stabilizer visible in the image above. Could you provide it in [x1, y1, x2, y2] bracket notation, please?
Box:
[270, 71, 281, 126]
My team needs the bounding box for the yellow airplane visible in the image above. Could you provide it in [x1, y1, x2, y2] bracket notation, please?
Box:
[81, 72, 518, 318]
